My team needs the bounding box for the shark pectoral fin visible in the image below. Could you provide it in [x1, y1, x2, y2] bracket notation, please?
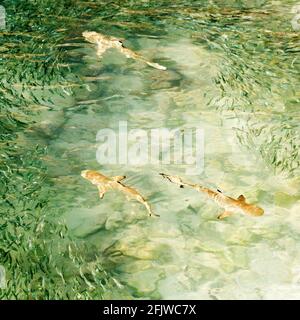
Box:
[112, 175, 126, 182]
[218, 211, 234, 219]
[97, 186, 106, 199]
[238, 195, 246, 202]
[96, 47, 107, 59]
[99, 191, 105, 199]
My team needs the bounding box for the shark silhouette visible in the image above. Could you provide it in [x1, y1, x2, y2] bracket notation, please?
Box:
[81, 170, 159, 217]
[160, 173, 264, 219]
[82, 31, 167, 71]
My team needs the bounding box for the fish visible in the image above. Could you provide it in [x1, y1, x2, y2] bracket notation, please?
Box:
[81, 170, 159, 217]
[159, 173, 264, 219]
[82, 31, 167, 71]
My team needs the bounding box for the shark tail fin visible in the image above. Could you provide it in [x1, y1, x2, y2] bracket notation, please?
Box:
[146, 61, 167, 71]
[112, 175, 126, 182]
[140, 198, 160, 218]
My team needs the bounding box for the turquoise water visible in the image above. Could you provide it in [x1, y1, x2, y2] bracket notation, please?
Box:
[0, 0, 300, 299]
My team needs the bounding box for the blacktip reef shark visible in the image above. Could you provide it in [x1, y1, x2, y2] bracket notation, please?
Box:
[160, 173, 264, 219]
[81, 170, 159, 217]
[82, 31, 167, 71]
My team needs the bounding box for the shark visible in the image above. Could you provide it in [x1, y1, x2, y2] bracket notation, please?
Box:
[82, 31, 167, 71]
[160, 173, 264, 219]
[81, 170, 159, 217]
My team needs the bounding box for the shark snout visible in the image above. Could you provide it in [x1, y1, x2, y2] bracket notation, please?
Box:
[82, 31, 100, 44]
[251, 206, 264, 216]
[81, 170, 89, 179]
[243, 203, 264, 216]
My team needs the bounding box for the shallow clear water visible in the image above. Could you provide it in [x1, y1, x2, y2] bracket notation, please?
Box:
[0, 0, 300, 299]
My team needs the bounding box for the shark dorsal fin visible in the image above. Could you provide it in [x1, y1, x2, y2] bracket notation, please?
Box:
[112, 175, 126, 182]
[238, 195, 246, 202]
